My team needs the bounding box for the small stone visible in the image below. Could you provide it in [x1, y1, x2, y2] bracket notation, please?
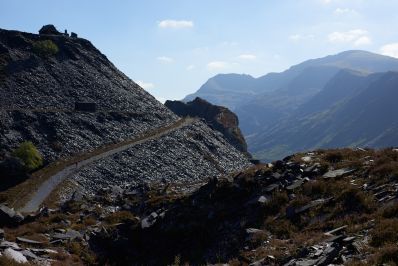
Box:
[4, 248, 28, 263]
[257, 195, 269, 204]
[0, 241, 21, 250]
[246, 228, 264, 234]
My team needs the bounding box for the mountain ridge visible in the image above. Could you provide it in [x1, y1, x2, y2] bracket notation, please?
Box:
[185, 50, 398, 160]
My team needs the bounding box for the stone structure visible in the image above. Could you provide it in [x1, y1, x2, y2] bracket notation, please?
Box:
[38, 25, 61, 35]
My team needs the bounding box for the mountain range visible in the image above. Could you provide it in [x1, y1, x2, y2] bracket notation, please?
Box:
[184, 50, 398, 161]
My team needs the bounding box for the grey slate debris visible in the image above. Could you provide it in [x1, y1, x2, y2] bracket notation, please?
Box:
[323, 168, 355, 179]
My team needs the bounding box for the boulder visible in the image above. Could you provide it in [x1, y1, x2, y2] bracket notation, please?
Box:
[0, 204, 24, 225]
[141, 212, 158, 229]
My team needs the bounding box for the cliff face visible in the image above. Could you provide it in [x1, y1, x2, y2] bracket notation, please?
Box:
[0, 26, 251, 196]
[165, 97, 249, 155]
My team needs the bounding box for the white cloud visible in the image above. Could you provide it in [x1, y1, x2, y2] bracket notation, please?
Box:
[321, 0, 333, 4]
[380, 43, 398, 58]
[334, 8, 359, 16]
[157, 56, 174, 63]
[328, 29, 371, 46]
[238, 54, 257, 60]
[158, 20, 194, 29]
[207, 61, 228, 71]
[186, 65, 195, 71]
[354, 36, 371, 46]
[136, 80, 155, 90]
[289, 34, 315, 42]
[206, 61, 239, 71]
[220, 41, 239, 47]
[273, 54, 281, 60]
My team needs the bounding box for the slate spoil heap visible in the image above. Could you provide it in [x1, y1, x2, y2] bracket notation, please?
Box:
[0, 148, 397, 265]
[0, 26, 251, 201]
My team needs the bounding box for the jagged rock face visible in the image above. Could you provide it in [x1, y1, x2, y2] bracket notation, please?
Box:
[0, 27, 251, 191]
[165, 97, 249, 155]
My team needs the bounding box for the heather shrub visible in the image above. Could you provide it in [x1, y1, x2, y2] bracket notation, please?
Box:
[33, 40, 59, 56]
[12, 141, 43, 172]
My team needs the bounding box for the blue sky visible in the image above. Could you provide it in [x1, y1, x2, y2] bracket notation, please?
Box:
[2, 0, 398, 101]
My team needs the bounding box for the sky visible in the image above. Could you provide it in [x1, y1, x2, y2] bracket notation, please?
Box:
[2, 0, 398, 102]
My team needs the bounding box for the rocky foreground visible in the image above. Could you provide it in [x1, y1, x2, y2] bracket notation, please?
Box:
[0, 148, 397, 265]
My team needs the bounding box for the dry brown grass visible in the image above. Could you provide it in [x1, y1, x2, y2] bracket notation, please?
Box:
[104, 210, 137, 225]
[370, 218, 398, 247]
[371, 244, 398, 265]
[0, 256, 30, 266]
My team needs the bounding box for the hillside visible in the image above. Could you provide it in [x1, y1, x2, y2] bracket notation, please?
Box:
[0, 26, 251, 203]
[185, 51, 398, 160]
[250, 70, 398, 161]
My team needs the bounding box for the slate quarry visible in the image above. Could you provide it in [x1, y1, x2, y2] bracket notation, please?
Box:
[0, 26, 251, 197]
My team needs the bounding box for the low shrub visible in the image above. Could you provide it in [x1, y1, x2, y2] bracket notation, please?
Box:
[336, 187, 375, 214]
[33, 40, 59, 57]
[265, 191, 289, 215]
[371, 161, 398, 179]
[324, 151, 344, 163]
[12, 141, 43, 172]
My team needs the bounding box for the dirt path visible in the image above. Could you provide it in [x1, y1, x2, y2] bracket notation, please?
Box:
[19, 118, 195, 213]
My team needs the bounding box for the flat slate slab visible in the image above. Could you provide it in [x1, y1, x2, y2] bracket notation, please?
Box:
[323, 168, 355, 179]
[16, 237, 44, 245]
[286, 179, 304, 190]
[324, 225, 348, 236]
[265, 183, 279, 192]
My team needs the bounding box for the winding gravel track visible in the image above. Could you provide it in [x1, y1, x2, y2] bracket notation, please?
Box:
[19, 118, 194, 213]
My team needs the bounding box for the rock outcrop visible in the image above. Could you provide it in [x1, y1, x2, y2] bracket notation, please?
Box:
[165, 97, 249, 155]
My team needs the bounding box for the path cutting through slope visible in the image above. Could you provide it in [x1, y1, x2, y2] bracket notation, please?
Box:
[19, 117, 195, 213]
